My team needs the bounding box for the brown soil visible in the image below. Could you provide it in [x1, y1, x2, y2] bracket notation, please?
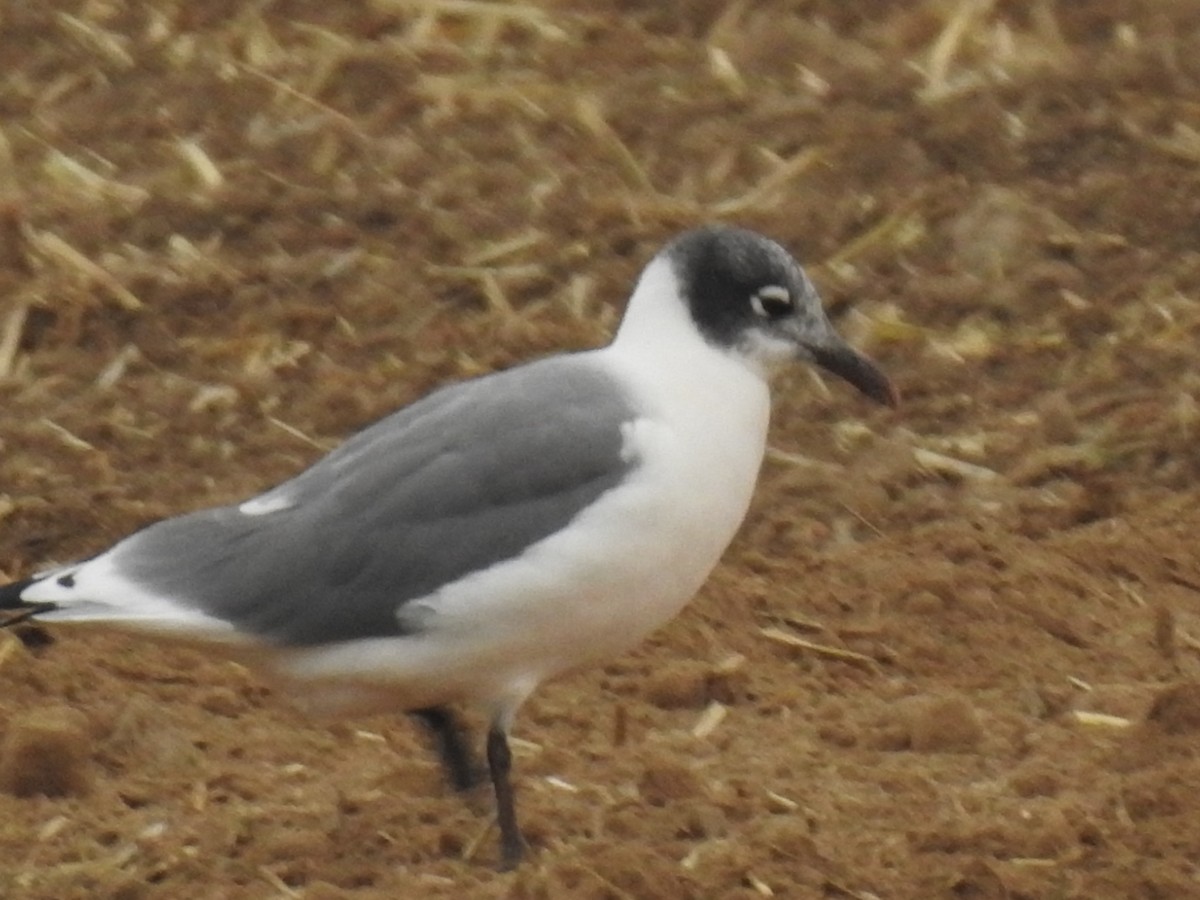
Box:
[2, 2, 1200, 898]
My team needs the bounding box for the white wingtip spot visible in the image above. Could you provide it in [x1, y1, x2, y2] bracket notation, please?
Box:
[239, 493, 294, 515]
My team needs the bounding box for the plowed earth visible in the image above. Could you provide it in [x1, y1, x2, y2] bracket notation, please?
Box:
[2, 2, 1200, 898]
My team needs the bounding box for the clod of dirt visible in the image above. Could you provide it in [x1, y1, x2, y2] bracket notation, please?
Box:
[901, 589, 947, 615]
[947, 857, 1009, 900]
[640, 657, 748, 710]
[197, 686, 247, 718]
[903, 694, 985, 753]
[0, 705, 92, 797]
[1145, 682, 1200, 735]
[641, 662, 710, 709]
[1008, 767, 1060, 799]
[949, 185, 1073, 285]
[637, 761, 706, 807]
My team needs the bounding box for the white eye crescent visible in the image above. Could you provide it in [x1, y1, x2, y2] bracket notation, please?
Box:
[750, 284, 793, 318]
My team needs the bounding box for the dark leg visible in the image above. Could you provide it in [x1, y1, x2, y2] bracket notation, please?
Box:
[487, 723, 525, 870]
[410, 706, 482, 793]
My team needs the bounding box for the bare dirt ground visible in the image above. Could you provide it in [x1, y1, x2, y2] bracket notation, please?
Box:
[2, 1, 1199, 897]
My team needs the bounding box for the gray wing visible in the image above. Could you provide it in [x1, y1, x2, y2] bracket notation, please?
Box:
[110, 354, 639, 645]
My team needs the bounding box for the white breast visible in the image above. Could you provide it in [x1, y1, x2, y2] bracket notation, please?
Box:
[276, 258, 774, 720]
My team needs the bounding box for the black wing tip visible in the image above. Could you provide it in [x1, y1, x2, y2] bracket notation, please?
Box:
[0, 576, 57, 627]
[0, 576, 35, 609]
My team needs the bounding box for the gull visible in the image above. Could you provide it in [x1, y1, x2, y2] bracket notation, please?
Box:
[0, 225, 896, 868]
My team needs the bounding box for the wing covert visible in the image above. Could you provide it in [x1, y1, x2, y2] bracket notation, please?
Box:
[113, 355, 640, 644]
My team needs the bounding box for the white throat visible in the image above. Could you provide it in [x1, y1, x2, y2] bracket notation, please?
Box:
[612, 257, 718, 360]
[601, 253, 773, 503]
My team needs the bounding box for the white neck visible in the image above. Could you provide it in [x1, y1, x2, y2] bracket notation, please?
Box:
[601, 254, 772, 448]
[612, 257, 691, 349]
[610, 257, 766, 380]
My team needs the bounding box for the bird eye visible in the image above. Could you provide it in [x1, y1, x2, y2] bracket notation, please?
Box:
[750, 284, 793, 319]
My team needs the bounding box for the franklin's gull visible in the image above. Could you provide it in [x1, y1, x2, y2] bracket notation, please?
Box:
[1, 224, 896, 868]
